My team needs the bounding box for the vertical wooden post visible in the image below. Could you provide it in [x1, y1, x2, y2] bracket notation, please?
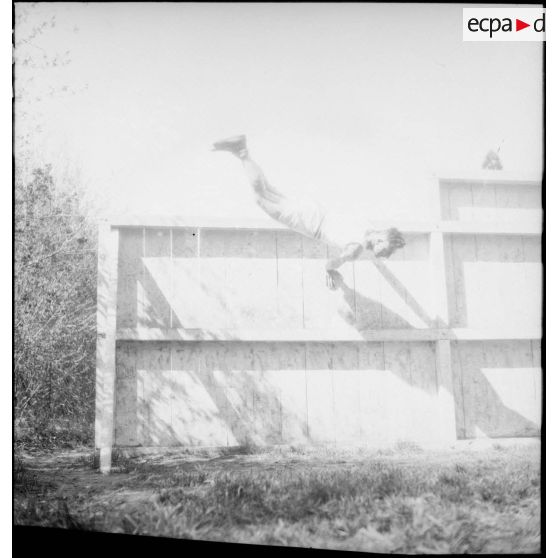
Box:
[430, 221, 457, 443]
[95, 222, 119, 473]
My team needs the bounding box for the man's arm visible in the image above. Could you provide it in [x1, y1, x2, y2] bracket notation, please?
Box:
[325, 243, 363, 290]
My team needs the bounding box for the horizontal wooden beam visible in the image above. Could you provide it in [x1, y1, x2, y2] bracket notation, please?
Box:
[117, 327, 445, 342]
[437, 172, 542, 186]
[104, 216, 541, 237]
[116, 327, 542, 343]
[447, 328, 542, 341]
[106, 215, 437, 233]
[109, 215, 285, 230]
[438, 221, 542, 236]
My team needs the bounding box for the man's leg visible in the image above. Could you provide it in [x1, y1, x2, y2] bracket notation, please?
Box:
[240, 155, 285, 205]
[212, 135, 284, 204]
[212, 135, 326, 241]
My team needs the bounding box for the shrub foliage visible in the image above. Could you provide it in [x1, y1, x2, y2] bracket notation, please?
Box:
[14, 165, 97, 446]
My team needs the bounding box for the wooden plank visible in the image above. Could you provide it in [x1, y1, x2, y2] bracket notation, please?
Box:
[197, 229, 278, 329]
[382, 343, 414, 442]
[95, 223, 119, 473]
[331, 344, 361, 444]
[110, 219, 541, 236]
[470, 234, 502, 311]
[470, 235, 536, 331]
[116, 228, 143, 329]
[142, 229, 172, 328]
[369, 239, 432, 329]
[463, 182, 542, 225]
[276, 231, 304, 329]
[446, 234, 477, 328]
[434, 340, 457, 442]
[171, 344, 229, 446]
[470, 340, 502, 437]
[454, 341, 486, 438]
[171, 230, 203, 328]
[114, 215, 287, 230]
[479, 236, 522, 331]
[305, 343, 335, 443]
[408, 342, 438, 400]
[302, 237, 355, 330]
[510, 235, 541, 331]
[116, 326, 541, 342]
[328, 244, 357, 327]
[520, 236, 543, 329]
[116, 327, 448, 342]
[449, 328, 542, 340]
[110, 215, 437, 233]
[448, 183, 473, 221]
[458, 340, 540, 439]
[172, 228, 198, 258]
[136, 343, 173, 446]
[469, 234, 504, 330]
[136, 356, 147, 446]
[457, 208, 542, 224]
[377, 256, 416, 329]
[517, 183, 542, 208]
[354, 247, 413, 330]
[491, 234, 525, 262]
[443, 235, 456, 329]
[531, 339, 542, 368]
[276, 343, 308, 443]
[439, 221, 541, 235]
[230, 343, 308, 445]
[465, 182, 497, 221]
[198, 230, 233, 329]
[114, 378, 137, 446]
[223, 230, 278, 328]
[397, 234, 434, 329]
[199, 342, 258, 446]
[531, 340, 542, 428]
[359, 341, 448, 445]
[438, 173, 541, 185]
[478, 341, 540, 436]
[494, 183, 523, 209]
[251, 343, 286, 445]
[114, 343, 138, 446]
[430, 231, 449, 328]
[170, 228, 198, 329]
[450, 341, 466, 439]
[522, 236, 542, 263]
[353, 253, 383, 330]
[358, 343, 390, 445]
[470, 185, 541, 222]
[110, 211, 542, 232]
[439, 183, 451, 221]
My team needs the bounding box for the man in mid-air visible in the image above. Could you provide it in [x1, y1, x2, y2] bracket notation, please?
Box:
[212, 135, 405, 290]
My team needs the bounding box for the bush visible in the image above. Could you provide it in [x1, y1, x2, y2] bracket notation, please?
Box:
[14, 165, 97, 448]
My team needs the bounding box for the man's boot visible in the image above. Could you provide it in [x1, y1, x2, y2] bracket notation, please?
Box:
[211, 135, 247, 157]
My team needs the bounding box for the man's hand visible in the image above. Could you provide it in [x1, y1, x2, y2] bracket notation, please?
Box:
[325, 243, 361, 290]
[326, 269, 343, 290]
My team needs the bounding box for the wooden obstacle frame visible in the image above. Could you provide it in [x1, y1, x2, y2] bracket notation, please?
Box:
[95, 174, 542, 472]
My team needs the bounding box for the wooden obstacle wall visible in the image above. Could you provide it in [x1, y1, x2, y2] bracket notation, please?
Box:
[95, 174, 542, 471]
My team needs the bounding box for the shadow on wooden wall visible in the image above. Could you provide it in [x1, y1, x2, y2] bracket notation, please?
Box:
[113, 236, 540, 446]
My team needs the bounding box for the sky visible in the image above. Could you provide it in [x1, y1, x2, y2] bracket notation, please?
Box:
[15, 2, 543, 221]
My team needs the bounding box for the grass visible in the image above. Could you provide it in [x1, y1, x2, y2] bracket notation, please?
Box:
[14, 443, 541, 554]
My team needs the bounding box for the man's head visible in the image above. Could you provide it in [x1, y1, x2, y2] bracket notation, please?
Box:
[364, 227, 405, 258]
